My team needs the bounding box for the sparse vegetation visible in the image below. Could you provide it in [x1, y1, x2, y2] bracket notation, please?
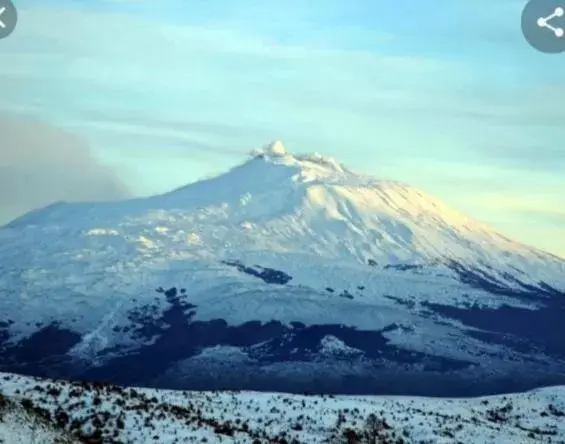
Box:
[330, 411, 406, 444]
[1, 372, 565, 443]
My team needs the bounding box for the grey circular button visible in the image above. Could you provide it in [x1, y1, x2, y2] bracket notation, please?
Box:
[0, 0, 17, 40]
[522, 0, 565, 53]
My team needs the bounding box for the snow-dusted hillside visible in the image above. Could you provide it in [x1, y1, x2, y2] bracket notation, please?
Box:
[1, 371, 565, 444]
[0, 388, 75, 444]
[0, 141, 564, 396]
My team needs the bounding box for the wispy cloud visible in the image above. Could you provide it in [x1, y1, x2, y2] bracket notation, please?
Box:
[0, 112, 130, 225]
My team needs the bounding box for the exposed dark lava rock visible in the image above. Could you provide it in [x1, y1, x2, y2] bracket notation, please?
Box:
[221, 260, 293, 285]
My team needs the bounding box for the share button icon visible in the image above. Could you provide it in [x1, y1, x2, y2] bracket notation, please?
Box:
[522, 0, 565, 53]
[537, 6, 565, 37]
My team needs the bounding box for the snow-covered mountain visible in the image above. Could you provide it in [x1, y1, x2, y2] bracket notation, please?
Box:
[2, 371, 565, 444]
[1, 141, 564, 397]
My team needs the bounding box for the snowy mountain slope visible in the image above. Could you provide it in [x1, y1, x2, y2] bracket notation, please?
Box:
[1, 371, 565, 444]
[1, 141, 562, 321]
[0, 141, 564, 396]
[4, 141, 563, 266]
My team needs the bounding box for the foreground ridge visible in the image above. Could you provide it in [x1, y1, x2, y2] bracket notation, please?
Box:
[1, 372, 565, 444]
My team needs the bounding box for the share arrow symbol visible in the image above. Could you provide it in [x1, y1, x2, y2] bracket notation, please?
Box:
[537, 6, 565, 37]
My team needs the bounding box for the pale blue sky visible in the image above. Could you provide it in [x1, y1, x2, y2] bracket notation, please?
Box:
[1, 0, 564, 257]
